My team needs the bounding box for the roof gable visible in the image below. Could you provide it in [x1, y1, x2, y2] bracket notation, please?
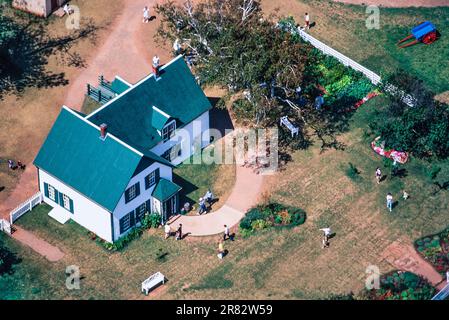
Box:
[34, 107, 147, 211]
[152, 178, 182, 202]
[86, 55, 212, 151]
[151, 106, 171, 131]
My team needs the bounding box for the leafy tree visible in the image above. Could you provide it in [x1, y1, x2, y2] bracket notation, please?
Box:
[0, 5, 98, 99]
[155, 0, 349, 152]
[370, 70, 449, 159]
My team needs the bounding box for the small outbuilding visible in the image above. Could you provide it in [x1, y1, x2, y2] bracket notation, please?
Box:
[12, 0, 67, 18]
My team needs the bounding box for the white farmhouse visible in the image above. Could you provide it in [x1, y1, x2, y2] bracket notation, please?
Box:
[33, 55, 212, 243]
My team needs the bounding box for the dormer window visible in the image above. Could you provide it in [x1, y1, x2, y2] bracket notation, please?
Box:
[162, 120, 176, 142]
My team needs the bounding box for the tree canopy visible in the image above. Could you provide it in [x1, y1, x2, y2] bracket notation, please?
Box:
[370, 70, 449, 159]
[155, 0, 349, 152]
[0, 5, 97, 99]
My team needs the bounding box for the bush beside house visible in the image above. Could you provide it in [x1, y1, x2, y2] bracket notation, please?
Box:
[89, 212, 162, 252]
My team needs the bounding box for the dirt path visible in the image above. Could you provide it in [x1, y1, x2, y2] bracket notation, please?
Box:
[0, 0, 174, 261]
[333, 0, 449, 7]
[381, 239, 446, 290]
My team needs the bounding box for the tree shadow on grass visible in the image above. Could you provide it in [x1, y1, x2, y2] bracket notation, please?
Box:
[172, 173, 198, 206]
[0, 12, 99, 100]
[0, 245, 22, 276]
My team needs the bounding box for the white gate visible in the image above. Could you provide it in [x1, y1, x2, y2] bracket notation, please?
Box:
[9, 191, 42, 224]
[0, 219, 12, 235]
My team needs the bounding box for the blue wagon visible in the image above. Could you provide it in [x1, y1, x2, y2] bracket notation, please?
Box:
[397, 21, 437, 48]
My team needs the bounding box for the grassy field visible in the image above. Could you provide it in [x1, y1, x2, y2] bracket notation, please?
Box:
[262, 0, 449, 95]
[3, 94, 449, 299]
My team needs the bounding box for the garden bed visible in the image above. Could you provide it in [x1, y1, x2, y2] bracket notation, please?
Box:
[239, 202, 306, 237]
[415, 227, 449, 276]
[361, 270, 436, 300]
[89, 212, 162, 252]
[277, 17, 378, 112]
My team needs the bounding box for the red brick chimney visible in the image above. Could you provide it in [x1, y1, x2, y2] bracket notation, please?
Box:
[100, 123, 108, 140]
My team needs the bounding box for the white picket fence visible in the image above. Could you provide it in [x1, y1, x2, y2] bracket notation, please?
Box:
[297, 29, 381, 85]
[431, 283, 449, 300]
[9, 191, 43, 224]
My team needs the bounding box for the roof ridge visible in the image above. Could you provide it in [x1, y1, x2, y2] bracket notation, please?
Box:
[62, 106, 144, 157]
[85, 54, 184, 120]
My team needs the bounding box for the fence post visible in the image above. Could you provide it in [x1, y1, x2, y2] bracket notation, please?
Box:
[98, 90, 102, 103]
[87, 84, 91, 96]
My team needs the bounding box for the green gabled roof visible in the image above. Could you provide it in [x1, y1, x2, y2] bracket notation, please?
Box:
[151, 106, 170, 131]
[111, 77, 131, 94]
[34, 107, 154, 212]
[152, 178, 182, 202]
[86, 55, 212, 151]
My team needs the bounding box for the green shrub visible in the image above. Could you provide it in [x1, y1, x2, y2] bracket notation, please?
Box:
[240, 208, 264, 230]
[426, 165, 441, 180]
[345, 162, 360, 180]
[289, 208, 307, 226]
[142, 212, 161, 229]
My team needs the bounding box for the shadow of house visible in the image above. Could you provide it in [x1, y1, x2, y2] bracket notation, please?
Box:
[172, 173, 198, 206]
[209, 98, 234, 138]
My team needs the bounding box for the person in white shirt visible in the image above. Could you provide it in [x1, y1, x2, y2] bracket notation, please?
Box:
[386, 193, 393, 212]
[204, 189, 214, 206]
[304, 13, 310, 30]
[223, 225, 230, 241]
[63, 4, 73, 15]
[320, 227, 331, 237]
[375, 167, 382, 184]
[173, 38, 181, 55]
[164, 223, 171, 239]
[143, 6, 150, 23]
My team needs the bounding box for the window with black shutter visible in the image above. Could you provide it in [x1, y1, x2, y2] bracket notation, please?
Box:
[144, 168, 160, 190]
[124, 182, 140, 204]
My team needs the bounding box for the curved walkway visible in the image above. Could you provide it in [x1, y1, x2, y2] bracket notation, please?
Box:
[169, 165, 264, 236]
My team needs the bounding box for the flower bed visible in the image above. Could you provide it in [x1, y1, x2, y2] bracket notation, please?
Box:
[88, 212, 162, 252]
[362, 270, 436, 300]
[415, 227, 449, 276]
[277, 17, 377, 112]
[239, 202, 306, 237]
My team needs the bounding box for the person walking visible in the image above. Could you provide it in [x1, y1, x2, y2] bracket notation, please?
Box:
[173, 38, 181, 55]
[375, 167, 382, 184]
[402, 190, 409, 200]
[204, 189, 214, 206]
[320, 227, 331, 238]
[198, 197, 207, 215]
[392, 160, 399, 177]
[176, 224, 183, 240]
[217, 239, 225, 259]
[223, 225, 230, 241]
[386, 193, 393, 212]
[164, 223, 171, 239]
[304, 13, 310, 30]
[322, 236, 330, 249]
[143, 6, 150, 23]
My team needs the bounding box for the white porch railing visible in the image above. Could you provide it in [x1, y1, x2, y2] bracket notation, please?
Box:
[9, 191, 43, 224]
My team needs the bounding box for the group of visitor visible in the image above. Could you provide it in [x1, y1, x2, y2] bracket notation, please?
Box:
[375, 167, 409, 212]
[7, 159, 25, 170]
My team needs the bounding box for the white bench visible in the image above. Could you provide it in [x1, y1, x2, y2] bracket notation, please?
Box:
[141, 272, 165, 295]
[280, 116, 299, 137]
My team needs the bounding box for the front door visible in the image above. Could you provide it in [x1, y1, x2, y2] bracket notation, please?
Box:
[162, 194, 178, 223]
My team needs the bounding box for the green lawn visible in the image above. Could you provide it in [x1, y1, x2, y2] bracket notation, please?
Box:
[5, 95, 448, 299]
[173, 152, 236, 211]
[272, 0, 449, 94]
